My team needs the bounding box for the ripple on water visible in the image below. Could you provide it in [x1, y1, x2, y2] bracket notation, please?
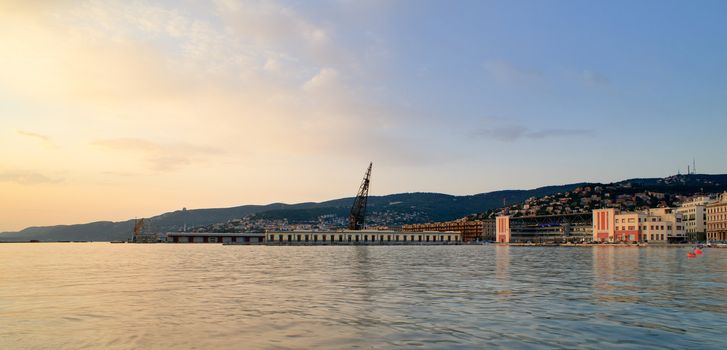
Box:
[0, 244, 725, 349]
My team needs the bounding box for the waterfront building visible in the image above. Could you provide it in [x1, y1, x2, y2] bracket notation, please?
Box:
[592, 208, 616, 242]
[495, 213, 592, 243]
[265, 230, 461, 245]
[706, 192, 727, 242]
[402, 220, 483, 242]
[592, 208, 685, 243]
[483, 219, 496, 241]
[166, 232, 265, 243]
[677, 196, 714, 242]
[496, 216, 510, 243]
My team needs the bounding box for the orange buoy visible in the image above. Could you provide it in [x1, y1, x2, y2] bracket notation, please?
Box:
[695, 249, 703, 255]
[687, 252, 697, 258]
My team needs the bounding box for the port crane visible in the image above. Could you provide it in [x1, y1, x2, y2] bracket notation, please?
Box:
[132, 218, 145, 242]
[348, 162, 372, 230]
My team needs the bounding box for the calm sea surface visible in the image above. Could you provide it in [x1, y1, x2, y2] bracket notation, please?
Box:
[1, 244, 725, 349]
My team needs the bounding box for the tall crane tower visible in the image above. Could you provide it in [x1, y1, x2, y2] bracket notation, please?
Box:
[132, 218, 145, 242]
[348, 162, 372, 230]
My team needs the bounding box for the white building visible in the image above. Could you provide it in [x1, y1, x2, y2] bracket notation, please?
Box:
[677, 196, 714, 242]
[593, 207, 685, 243]
[266, 230, 461, 245]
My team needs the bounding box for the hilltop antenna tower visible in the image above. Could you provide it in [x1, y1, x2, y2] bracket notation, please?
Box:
[348, 162, 372, 230]
[693, 158, 696, 174]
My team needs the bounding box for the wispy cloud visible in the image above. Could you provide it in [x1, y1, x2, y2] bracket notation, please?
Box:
[17, 130, 50, 142]
[303, 67, 340, 92]
[0, 170, 62, 185]
[474, 126, 594, 142]
[483, 60, 543, 84]
[92, 138, 224, 171]
[579, 70, 610, 87]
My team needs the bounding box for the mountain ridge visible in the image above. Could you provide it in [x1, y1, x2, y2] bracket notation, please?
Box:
[0, 183, 585, 241]
[3, 174, 726, 242]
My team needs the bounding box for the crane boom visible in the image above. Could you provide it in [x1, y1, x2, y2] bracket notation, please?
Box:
[348, 162, 372, 230]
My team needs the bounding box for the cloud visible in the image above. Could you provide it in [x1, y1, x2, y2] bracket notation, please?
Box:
[483, 60, 543, 84]
[303, 67, 340, 92]
[17, 130, 50, 142]
[579, 70, 610, 87]
[0, 170, 62, 185]
[92, 138, 224, 171]
[527, 128, 594, 139]
[474, 126, 594, 142]
[0, 0, 419, 174]
[92, 138, 160, 152]
[214, 0, 331, 49]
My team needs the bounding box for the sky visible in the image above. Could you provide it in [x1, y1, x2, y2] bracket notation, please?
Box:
[2, 0, 727, 232]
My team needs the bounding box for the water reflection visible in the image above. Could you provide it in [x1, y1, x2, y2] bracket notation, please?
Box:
[592, 247, 642, 303]
[495, 245, 512, 299]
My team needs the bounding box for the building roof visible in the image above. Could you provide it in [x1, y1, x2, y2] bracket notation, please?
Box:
[165, 232, 265, 237]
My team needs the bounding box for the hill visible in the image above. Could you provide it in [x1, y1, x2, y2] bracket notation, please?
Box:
[4, 174, 725, 242]
[0, 183, 584, 241]
[474, 174, 727, 219]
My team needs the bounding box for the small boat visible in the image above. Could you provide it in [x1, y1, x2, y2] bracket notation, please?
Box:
[110, 240, 126, 244]
[687, 252, 697, 258]
[695, 248, 703, 255]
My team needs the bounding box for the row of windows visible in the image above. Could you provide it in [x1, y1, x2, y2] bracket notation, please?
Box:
[614, 217, 683, 223]
[707, 206, 727, 214]
[615, 225, 683, 231]
[707, 223, 727, 230]
[707, 232, 727, 240]
[268, 234, 457, 243]
[647, 234, 666, 241]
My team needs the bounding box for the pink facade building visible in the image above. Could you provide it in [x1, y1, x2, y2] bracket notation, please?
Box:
[496, 216, 510, 243]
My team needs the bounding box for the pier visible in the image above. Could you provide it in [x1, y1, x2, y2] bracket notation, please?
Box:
[265, 230, 461, 245]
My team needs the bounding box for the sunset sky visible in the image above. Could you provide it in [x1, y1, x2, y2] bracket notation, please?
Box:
[2, 0, 727, 232]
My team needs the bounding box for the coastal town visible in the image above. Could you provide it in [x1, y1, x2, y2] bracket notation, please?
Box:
[152, 174, 727, 245]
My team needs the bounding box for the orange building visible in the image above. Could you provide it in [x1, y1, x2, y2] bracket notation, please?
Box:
[402, 220, 484, 242]
[495, 216, 510, 243]
[706, 193, 727, 242]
